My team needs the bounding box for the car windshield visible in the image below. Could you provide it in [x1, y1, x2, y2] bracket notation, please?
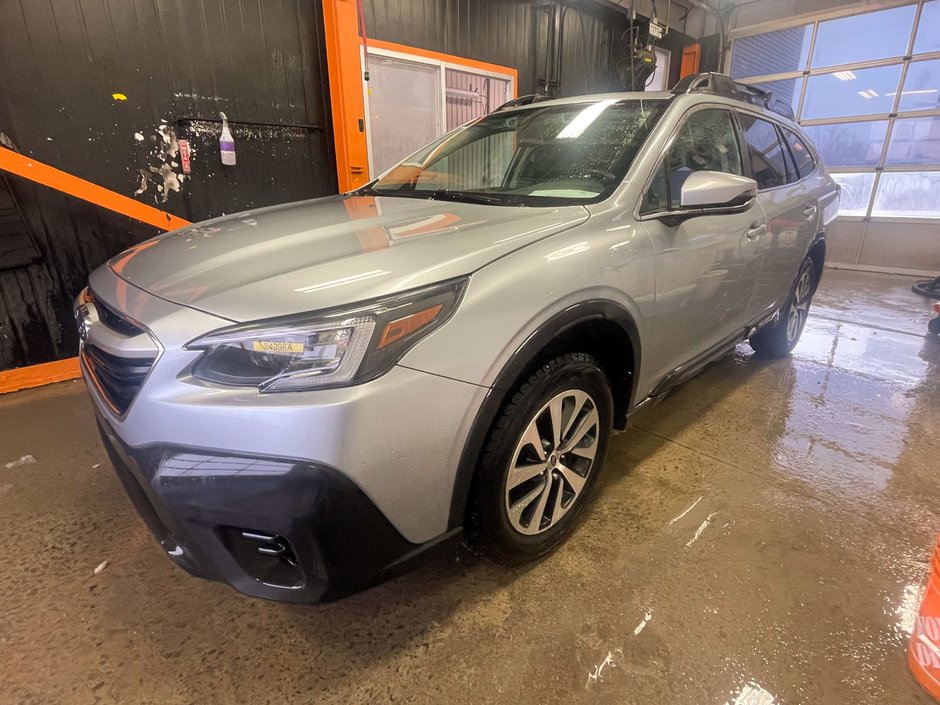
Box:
[363, 98, 668, 207]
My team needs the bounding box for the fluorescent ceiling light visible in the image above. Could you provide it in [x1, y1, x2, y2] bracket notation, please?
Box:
[857, 89, 879, 99]
[833, 70, 857, 81]
[556, 100, 617, 139]
[885, 88, 940, 97]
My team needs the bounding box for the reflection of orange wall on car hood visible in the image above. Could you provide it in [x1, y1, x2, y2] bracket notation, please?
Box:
[343, 196, 389, 252]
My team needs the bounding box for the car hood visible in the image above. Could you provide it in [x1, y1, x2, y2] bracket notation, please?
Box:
[109, 194, 589, 322]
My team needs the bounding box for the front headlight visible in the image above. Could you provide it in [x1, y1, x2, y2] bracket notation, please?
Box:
[186, 278, 466, 392]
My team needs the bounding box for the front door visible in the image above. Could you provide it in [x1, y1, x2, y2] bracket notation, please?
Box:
[639, 107, 767, 384]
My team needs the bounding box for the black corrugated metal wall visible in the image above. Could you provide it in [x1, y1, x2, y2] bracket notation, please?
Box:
[0, 0, 336, 371]
[364, 0, 697, 96]
[364, 0, 622, 97]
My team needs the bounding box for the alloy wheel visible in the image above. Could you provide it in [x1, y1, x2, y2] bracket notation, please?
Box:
[787, 270, 813, 344]
[504, 389, 600, 535]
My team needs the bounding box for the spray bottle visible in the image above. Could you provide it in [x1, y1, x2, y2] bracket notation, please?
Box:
[219, 112, 236, 166]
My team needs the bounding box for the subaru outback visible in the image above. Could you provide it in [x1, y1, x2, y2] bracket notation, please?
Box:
[77, 73, 840, 603]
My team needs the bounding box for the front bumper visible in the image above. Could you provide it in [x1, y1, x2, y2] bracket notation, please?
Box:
[97, 415, 461, 603]
[80, 267, 487, 602]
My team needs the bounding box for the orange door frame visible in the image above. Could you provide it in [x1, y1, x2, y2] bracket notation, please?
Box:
[322, 0, 371, 193]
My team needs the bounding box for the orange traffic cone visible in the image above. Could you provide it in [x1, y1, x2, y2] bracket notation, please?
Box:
[909, 535, 940, 701]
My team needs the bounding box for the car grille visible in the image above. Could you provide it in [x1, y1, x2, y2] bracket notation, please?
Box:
[82, 344, 156, 415]
[79, 292, 156, 415]
[94, 296, 145, 337]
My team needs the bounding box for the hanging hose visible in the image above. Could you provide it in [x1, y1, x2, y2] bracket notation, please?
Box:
[912, 275, 940, 298]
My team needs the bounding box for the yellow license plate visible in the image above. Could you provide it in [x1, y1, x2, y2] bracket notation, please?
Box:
[252, 341, 304, 354]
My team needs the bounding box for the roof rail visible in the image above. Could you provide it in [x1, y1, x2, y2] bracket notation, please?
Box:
[494, 94, 550, 111]
[671, 72, 795, 120]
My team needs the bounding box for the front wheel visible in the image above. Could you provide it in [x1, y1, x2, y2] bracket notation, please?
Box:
[467, 353, 613, 565]
[750, 257, 816, 358]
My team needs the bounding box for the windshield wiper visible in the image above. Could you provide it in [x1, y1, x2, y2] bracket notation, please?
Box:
[356, 187, 512, 206]
[421, 190, 509, 205]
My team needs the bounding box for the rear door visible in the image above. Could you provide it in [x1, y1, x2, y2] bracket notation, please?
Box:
[638, 106, 767, 384]
[737, 112, 818, 323]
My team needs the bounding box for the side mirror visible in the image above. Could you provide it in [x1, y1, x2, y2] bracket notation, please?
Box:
[679, 171, 758, 211]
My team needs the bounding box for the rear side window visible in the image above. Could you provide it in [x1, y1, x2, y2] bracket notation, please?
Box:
[783, 128, 817, 178]
[739, 114, 789, 189]
[639, 108, 743, 214]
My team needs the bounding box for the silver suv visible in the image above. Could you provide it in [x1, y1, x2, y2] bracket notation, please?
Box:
[77, 73, 839, 603]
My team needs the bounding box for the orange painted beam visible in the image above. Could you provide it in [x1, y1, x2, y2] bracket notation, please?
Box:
[0, 357, 80, 395]
[322, 0, 370, 192]
[0, 146, 189, 232]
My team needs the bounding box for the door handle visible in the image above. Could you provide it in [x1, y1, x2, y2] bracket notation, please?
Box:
[746, 223, 766, 241]
[803, 203, 818, 220]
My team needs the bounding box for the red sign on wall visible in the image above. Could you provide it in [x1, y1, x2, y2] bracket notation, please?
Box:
[178, 139, 192, 175]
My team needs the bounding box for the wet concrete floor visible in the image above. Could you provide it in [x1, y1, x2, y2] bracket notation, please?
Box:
[1, 268, 938, 704]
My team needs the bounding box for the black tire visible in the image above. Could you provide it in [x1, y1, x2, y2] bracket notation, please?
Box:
[750, 257, 816, 358]
[466, 353, 613, 565]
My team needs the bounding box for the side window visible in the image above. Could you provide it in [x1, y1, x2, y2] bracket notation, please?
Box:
[740, 114, 789, 189]
[639, 161, 669, 215]
[783, 128, 817, 179]
[640, 109, 743, 213]
[779, 126, 800, 183]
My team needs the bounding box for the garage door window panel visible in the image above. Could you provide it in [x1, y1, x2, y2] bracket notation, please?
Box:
[831, 173, 877, 216]
[885, 116, 940, 165]
[913, 0, 940, 54]
[802, 66, 903, 120]
[730, 25, 813, 79]
[897, 59, 940, 112]
[811, 4, 917, 68]
[872, 172, 940, 217]
[802, 121, 888, 168]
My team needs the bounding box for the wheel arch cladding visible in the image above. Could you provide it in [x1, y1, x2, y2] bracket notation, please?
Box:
[447, 300, 640, 531]
[807, 236, 826, 292]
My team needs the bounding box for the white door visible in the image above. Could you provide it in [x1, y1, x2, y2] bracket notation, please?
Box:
[366, 55, 442, 176]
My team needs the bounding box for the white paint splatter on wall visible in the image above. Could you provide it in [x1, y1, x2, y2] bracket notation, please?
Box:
[132, 122, 186, 204]
[149, 163, 182, 203]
